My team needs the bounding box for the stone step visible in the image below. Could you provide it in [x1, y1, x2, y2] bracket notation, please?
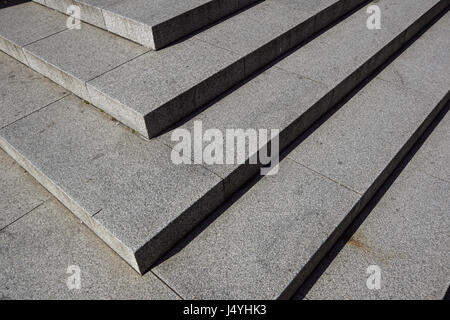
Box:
[33, 0, 260, 50]
[0, 147, 180, 299]
[296, 108, 450, 300]
[151, 12, 450, 299]
[0, 75, 224, 274]
[0, 0, 366, 138]
[0, 0, 446, 276]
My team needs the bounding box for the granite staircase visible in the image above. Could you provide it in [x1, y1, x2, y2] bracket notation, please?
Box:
[0, 0, 448, 298]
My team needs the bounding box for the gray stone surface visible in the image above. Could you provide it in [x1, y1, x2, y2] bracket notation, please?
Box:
[0, 52, 68, 129]
[157, 66, 331, 195]
[153, 158, 361, 299]
[35, 0, 261, 49]
[288, 78, 444, 194]
[193, 0, 359, 76]
[194, 0, 347, 55]
[0, 2, 67, 65]
[0, 198, 179, 299]
[287, 9, 450, 195]
[101, 0, 239, 49]
[300, 111, 450, 300]
[102, 0, 221, 27]
[1, 0, 446, 291]
[194, 0, 312, 57]
[157, 1, 447, 194]
[0, 2, 67, 45]
[23, 21, 147, 101]
[378, 12, 450, 98]
[152, 13, 450, 299]
[6, 0, 366, 138]
[86, 37, 243, 138]
[0, 94, 224, 274]
[86, 0, 357, 138]
[411, 116, 450, 183]
[42, 0, 109, 29]
[0, 148, 50, 230]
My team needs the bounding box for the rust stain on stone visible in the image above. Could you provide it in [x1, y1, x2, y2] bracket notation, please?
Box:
[348, 235, 393, 268]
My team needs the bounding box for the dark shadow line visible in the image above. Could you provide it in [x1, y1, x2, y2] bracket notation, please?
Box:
[443, 286, 450, 300]
[161, 0, 265, 50]
[0, 0, 29, 10]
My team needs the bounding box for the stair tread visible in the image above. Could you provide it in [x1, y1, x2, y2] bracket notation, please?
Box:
[23, 21, 148, 100]
[277, 0, 443, 89]
[0, 52, 68, 128]
[37, 0, 259, 49]
[0, 2, 67, 64]
[0, 147, 51, 231]
[301, 110, 450, 300]
[151, 12, 450, 299]
[1, 0, 363, 138]
[0, 168, 179, 299]
[0, 3, 66, 46]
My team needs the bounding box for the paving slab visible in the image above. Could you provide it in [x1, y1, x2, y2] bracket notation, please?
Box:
[0, 94, 224, 274]
[86, 37, 242, 138]
[23, 21, 147, 101]
[152, 14, 450, 299]
[36, 0, 259, 49]
[0, 2, 67, 65]
[0, 148, 51, 230]
[0, 51, 68, 129]
[299, 111, 450, 300]
[0, 198, 179, 299]
[2, 0, 366, 138]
